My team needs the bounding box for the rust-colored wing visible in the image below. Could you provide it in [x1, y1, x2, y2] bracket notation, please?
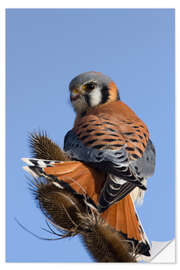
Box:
[73, 100, 149, 160]
[64, 100, 152, 212]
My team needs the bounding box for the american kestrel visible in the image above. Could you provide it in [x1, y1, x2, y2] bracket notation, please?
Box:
[22, 71, 155, 258]
[64, 71, 155, 212]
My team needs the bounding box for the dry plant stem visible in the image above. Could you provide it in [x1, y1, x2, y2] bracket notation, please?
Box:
[29, 131, 70, 161]
[29, 132, 137, 262]
[81, 224, 136, 262]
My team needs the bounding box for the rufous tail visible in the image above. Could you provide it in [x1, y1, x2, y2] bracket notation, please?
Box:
[22, 158, 150, 256]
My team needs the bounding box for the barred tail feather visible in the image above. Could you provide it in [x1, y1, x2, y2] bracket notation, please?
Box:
[22, 157, 150, 257]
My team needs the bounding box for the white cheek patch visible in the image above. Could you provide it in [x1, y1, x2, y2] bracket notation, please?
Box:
[89, 87, 102, 107]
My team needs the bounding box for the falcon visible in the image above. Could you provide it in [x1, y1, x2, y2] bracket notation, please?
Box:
[64, 71, 155, 213]
[22, 71, 155, 257]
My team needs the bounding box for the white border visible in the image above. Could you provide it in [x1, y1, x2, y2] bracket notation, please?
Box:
[1, 1, 179, 269]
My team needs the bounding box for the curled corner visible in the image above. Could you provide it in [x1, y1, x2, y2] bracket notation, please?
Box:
[141, 239, 175, 263]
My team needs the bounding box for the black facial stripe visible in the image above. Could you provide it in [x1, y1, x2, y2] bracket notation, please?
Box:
[100, 85, 109, 104]
[84, 94, 91, 106]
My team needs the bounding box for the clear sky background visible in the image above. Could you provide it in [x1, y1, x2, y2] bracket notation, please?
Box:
[6, 9, 175, 262]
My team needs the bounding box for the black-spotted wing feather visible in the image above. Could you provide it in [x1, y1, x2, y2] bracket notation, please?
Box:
[64, 113, 155, 212]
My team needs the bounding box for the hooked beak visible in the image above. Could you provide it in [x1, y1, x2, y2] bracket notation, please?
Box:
[70, 88, 81, 102]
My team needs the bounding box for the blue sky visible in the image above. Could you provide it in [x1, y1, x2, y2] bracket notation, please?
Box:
[6, 9, 175, 262]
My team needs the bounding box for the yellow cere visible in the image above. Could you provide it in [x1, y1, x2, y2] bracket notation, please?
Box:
[72, 88, 79, 95]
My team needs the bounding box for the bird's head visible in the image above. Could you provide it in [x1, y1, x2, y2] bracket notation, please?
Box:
[69, 71, 120, 114]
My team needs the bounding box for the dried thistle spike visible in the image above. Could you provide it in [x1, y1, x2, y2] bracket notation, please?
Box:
[28, 131, 69, 161]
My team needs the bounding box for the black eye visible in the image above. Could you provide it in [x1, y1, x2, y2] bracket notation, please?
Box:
[85, 82, 96, 91]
